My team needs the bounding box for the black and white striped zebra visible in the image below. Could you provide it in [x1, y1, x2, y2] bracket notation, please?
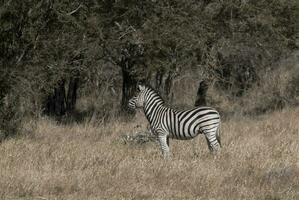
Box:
[128, 85, 221, 158]
[128, 96, 138, 110]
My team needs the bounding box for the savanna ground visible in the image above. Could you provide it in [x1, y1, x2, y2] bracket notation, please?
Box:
[0, 108, 298, 200]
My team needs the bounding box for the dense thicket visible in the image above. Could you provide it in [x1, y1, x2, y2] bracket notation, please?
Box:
[0, 0, 298, 136]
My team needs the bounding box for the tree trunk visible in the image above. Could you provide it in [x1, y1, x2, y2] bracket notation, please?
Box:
[44, 76, 79, 118]
[194, 80, 208, 107]
[121, 62, 138, 112]
[119, 42, 145, 113]
[154, 70, 175, 103]
[164, 71, 174, 103]
[54, 80, 66, 116]
[66, 76, 79, 114]
[44, 79, 66, 116]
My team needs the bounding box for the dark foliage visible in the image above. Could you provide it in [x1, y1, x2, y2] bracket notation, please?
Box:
[0, 0, 298, 136]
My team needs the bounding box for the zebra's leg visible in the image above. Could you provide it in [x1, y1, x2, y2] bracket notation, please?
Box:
[158, 134, 170, 159]
[205, 136, 213, 152]
[204, 131, 221, 152]
[146, 124, 154, 141]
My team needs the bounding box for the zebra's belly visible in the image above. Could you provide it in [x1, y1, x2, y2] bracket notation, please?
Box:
[169, 130, 200, 140]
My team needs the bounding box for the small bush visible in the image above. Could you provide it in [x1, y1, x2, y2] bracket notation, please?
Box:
[241, 54, 299, 115]
[0, 98, 22, 139]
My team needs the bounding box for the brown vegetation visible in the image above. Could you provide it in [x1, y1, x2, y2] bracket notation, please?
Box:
[0, 108, 298, 199]
[0, 1, 298, 199]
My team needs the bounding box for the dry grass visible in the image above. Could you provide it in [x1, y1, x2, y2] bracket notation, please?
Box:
[0, 109, 298, 200]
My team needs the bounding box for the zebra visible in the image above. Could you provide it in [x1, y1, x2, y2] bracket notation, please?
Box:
[128, 96, 138, 110]
[128, 84, 221, 158]
[129, 96, 155, 136]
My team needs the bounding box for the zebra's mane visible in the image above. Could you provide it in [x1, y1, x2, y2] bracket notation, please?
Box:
[143, 85, 165, 104]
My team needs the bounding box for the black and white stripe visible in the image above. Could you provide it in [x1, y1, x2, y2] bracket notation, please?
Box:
[128, 96, 138, 110]
[129, 85, 221, 158]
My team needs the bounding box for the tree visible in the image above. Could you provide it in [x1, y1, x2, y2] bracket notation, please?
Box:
[0, 0, 298, 133]
[195, 80, 209, 107]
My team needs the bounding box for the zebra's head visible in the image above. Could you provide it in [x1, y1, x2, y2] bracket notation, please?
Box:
[128, 85, 164, 110]
[128, 96, 137, 110]
[128, 85, 147, 109]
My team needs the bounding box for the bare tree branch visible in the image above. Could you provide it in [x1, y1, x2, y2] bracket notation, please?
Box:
[66, 4, 82, 15]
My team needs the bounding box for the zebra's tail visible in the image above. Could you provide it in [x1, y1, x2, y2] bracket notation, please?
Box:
[216, 123, 221, 147]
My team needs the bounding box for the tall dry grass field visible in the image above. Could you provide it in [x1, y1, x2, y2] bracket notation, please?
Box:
[0, 109, 298, 200]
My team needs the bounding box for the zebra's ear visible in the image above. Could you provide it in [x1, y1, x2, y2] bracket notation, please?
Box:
[137, 85, 145, 91]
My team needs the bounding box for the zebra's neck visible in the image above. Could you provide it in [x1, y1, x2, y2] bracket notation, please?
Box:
[143, 90, 165, 125]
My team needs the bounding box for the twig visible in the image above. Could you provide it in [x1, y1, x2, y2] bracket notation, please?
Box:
[66, 4, 82, 15]
[36, 197, 48, 200]
[118, 26, 136, 39]
[114, 22, 122, 30]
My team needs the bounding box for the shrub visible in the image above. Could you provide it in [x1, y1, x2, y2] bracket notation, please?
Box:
[241, 54, 299, 115]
